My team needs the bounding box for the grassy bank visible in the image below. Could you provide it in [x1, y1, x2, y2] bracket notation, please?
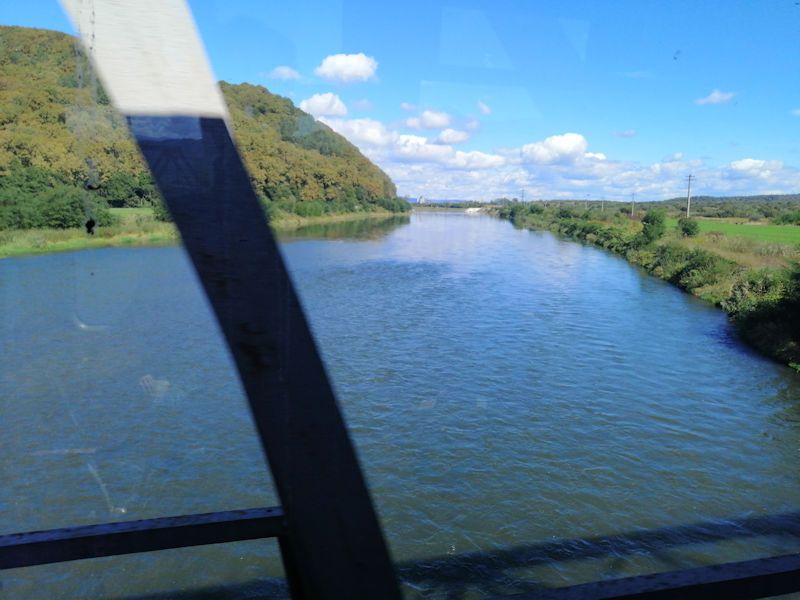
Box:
[0, 207, 405, 259]
[498, 203, 800, 370]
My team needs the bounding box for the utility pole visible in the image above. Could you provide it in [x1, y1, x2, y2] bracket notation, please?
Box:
[685, 174, 693, 218]
[521, 189, 525, 202]
[631, 192, 636, 219]
[601, 196, 605, 213]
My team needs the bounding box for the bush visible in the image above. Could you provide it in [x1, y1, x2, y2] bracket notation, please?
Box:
[99, 172, 158, 208]
[774, 211, 800, 225]
[639, 208, 666, 245]
[678, 217, 700, 237]
[1, 183, 114, 230]
[37, 186, 91, 228]
[668, 247, 733, 291]
[153, 199, 172, 222]
[557, 207, 575, 219]
[723, 269, 788, 317]
[376, 196, 411, 213]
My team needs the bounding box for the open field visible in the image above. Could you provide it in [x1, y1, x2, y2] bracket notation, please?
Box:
[666, 217, 800, 245]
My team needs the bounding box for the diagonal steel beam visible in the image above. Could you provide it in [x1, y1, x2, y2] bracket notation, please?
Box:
[59, 2, 401, 598]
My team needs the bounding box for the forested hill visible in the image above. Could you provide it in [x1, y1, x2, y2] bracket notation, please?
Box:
[0, 25, 403, 228]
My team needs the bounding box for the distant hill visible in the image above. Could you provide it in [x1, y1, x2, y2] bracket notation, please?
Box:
[663, 194, 800, 204]
[0, 25, 401, 227]
[660, 194, 800, 219]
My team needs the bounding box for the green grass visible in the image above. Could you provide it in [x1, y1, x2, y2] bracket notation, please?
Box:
[666, 217, 800, 244]
[109, 207, 153, 216]
[0, 209, 403, 259]
[109, 207, 154, 224]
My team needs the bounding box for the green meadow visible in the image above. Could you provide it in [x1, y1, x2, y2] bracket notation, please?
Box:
[666, 217, 800, 245]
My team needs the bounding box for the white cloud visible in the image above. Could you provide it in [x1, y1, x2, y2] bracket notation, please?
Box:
[396, 134, 454, 162]
[465, 118, 480, 131]
[268, 66, 301, 80]
[314, 53, 378, 83]
[406, 110, 451, 130]
[400, 102, 417, 111]
[316, 114, 799, 200]
[299, 92, 347, 117]
[612, 129, 637, 138]
[323, 115, 502, 173]
[521, 133, 589, 164]
[436, 128, 470, 144]
[353, 99, 373, 111]
[791, 108, 800, 117]
[477, 101, 492, 115]
[450, 150, 505, 169]
[695, 89, 736, 105]
[729, 158, 783, 178]
[320, 117, 394, 146]
[394, 135, 505, 169]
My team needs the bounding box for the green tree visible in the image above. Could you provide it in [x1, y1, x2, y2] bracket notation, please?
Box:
[640, 208, 666, 244]
[678, 217, 700, 237]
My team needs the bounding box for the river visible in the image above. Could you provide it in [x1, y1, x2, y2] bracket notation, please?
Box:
[2, 211, 800, 598]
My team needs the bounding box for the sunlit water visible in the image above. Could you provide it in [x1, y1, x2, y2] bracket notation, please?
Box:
[2, 211, 800, 598]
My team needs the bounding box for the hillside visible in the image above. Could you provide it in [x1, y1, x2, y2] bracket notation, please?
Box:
[661, 194, 800, 220]
[0, 25, 403, 228]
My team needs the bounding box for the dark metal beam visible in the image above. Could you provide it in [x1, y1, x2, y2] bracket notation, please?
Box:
[129, 115, 401, 599]
[0, 507, 285, 569]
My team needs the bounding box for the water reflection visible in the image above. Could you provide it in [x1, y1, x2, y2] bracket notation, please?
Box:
[276, 214, 410, 243]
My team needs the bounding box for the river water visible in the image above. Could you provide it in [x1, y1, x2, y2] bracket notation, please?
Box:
[2, 211, 800, 598]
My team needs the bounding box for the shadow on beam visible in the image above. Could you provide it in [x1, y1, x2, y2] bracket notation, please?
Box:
[394, 510, 800, 598]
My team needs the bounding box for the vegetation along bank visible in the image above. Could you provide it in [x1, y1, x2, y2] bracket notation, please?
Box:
[0, 25, 409, 258]
[497, 199, 800, 370]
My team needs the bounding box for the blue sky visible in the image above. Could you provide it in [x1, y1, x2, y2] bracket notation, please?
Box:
[5, 0, 800, 200]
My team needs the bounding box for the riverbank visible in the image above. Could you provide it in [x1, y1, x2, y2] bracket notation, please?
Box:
[0, 208, 406, 259]
[496, 204, 800, 370]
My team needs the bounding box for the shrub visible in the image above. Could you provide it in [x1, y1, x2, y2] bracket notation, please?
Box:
[376, 197, 411, 213]
[678, 217, 700, 237]
[153, 199, 172, 222]
[99, 172, 158, 208]
[672, 248, 734, 291]
[639, 208, 666, 245]
[723, 269, 788, 317]
[774, 211, 800, 225]
[557, 207, 575, 219]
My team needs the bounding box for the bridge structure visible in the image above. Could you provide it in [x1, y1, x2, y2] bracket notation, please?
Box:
[2, 1, 800, 598]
